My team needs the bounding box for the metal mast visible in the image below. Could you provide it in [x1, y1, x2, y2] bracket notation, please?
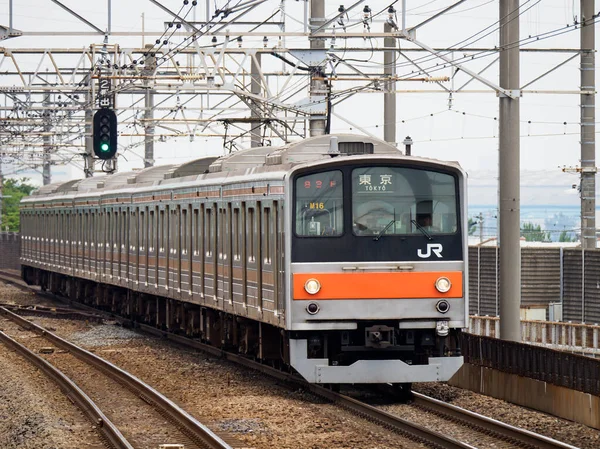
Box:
[383, 22, 396, 145]
[309, 0, 326, 137]
[42, 93, 52, 185]
[144, 46, 156, 168]
[580, 0, 596, 249]
[498, 0, 521, 342]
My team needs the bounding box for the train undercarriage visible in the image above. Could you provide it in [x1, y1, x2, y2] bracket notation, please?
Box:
[23, 265, 463, 393]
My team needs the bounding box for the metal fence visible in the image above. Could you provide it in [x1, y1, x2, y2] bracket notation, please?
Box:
[469, 315, 600, 358]
[461, 333, 600, 396]
[0, 232, 20, 270]
[468, 246, 600, 324]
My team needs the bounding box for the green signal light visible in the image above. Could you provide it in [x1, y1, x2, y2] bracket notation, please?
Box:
[100, 143, 110, 152]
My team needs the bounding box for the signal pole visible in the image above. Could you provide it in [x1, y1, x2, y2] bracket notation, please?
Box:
[42, 93, 52, 185]
[384, 21, 397, 146]
[84, 89, 94, 177]
[580, 0, 596, 249]
[498, 1, 521, 342]
[309, 0, 326, 137]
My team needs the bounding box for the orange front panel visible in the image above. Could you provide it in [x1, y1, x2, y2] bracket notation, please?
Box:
[293, 272, 463, 300]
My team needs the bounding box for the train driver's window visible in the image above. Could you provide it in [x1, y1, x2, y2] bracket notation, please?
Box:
[295, 171, 343, 237]
[352, 167, 457, 236]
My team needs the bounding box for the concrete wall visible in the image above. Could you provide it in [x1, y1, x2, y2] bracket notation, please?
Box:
[450, 363, 600, 430]
[0, 232, 20, 270]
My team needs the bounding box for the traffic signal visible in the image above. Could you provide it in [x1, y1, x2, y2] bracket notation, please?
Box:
[93, 109, 117, 160]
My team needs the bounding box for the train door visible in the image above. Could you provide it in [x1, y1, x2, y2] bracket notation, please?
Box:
[223, 203, 234, 312]
[147, 207, 157, 287]
[245, 203, 261, 319]
[181, 205, 192, 296]
[89, 210, 95, 275]
[168, 205, 179, 298]
[120, 208, 128, 283]
[274, 200, 284, 320]
[231, 204, 245, 314]
[158, 205, 167, 292]
[203, 203, 218, 304]
[111, 207, 118, 279]
[260, 202, 274, 317]
[139, 207, 145, 285]
[216, 204, 224, 308]
[192, 204, 204, 303]
[102, 209, 109, 280]
[129, 207, 137, 286]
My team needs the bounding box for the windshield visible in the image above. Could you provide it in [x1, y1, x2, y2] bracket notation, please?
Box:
[352, 167, 457, 236]
[295, 170, 344, 237]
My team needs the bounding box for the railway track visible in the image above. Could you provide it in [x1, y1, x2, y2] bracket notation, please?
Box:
[0, 304, 231, 449]
[0, 271, 579, 449]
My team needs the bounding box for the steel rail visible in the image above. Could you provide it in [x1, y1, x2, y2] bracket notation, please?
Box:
[0, 306, 232, 449]
[0, 272, 578, 449]
[0, 329, 133, 449]
[411, 392, 578, 449]
[137, 324, 474, 449]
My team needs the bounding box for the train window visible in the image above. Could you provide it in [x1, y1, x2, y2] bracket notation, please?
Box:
[193, 208, 199, 255]
[233, 208, 240, 261]
[206, 207, 213, 257]
[248, 207, 255, 263]
[351, 167, 457, 236]
[295, 171, 344, 237]
[181, 207, 187, 254]
[263, 207, 271, 264]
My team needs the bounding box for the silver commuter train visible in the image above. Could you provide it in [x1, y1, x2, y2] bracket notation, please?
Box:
[20, 134, 467, 385]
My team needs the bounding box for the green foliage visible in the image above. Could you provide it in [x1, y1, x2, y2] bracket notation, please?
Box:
[468, 217, 477, 236]
[520, 221, 549, 242]
[558, 230, 576, 243]
[1, 178, 37, 232]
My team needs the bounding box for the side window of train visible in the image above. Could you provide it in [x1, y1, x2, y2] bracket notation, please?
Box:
[295, 171, 344, 237]
[233, 207, 241, 261]
[263, 206, 271, 265]
[247, 206, 255, 263]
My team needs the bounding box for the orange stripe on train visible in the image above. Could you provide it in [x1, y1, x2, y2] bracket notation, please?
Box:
[293, 271, 463, 300]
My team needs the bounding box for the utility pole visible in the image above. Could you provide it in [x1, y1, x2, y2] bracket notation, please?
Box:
[479, 214, 484, 243]
[42, 93, 52, 185]
[383, 22, 396, 145]
[84, 89, 94, 177]
[498, 1, 521, 342]
[309, 0, 326, 137]
[250, 52, 262, 147]
[580, 0, 596, 248]
[144, 45, 156, 168]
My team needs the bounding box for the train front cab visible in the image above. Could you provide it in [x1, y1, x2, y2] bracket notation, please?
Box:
[285, 157, 467, 384]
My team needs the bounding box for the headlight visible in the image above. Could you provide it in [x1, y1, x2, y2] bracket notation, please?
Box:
[435, 276, 452, 293]
[304, 278, 321, 295]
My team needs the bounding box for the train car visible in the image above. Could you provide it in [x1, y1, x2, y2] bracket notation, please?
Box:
[20, 134, 467, 387]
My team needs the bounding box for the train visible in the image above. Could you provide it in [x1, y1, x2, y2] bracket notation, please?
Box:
[20, 134, 467, 389]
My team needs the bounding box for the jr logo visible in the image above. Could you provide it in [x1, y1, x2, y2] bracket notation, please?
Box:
[417, 243, 443, 259]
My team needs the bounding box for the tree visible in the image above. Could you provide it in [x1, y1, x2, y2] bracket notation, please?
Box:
[1, 178, 37, 232]
[520, 222, 549, 242]
[468, 217, 478, 236]
[558, 230, 576, 243]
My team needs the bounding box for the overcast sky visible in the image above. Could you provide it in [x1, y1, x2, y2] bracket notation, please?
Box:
[0, 0, 597, 199]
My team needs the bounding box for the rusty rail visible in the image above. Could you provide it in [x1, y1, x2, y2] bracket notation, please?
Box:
[0, 306, 232, 449]
[0, 330, 133, 449]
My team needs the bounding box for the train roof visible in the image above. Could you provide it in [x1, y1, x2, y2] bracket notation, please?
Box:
[25, 134, 461, 202]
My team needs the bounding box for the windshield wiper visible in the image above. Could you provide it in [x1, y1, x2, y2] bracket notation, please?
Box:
[411, 219, 433, 240]
[373, 219, 395, 241]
